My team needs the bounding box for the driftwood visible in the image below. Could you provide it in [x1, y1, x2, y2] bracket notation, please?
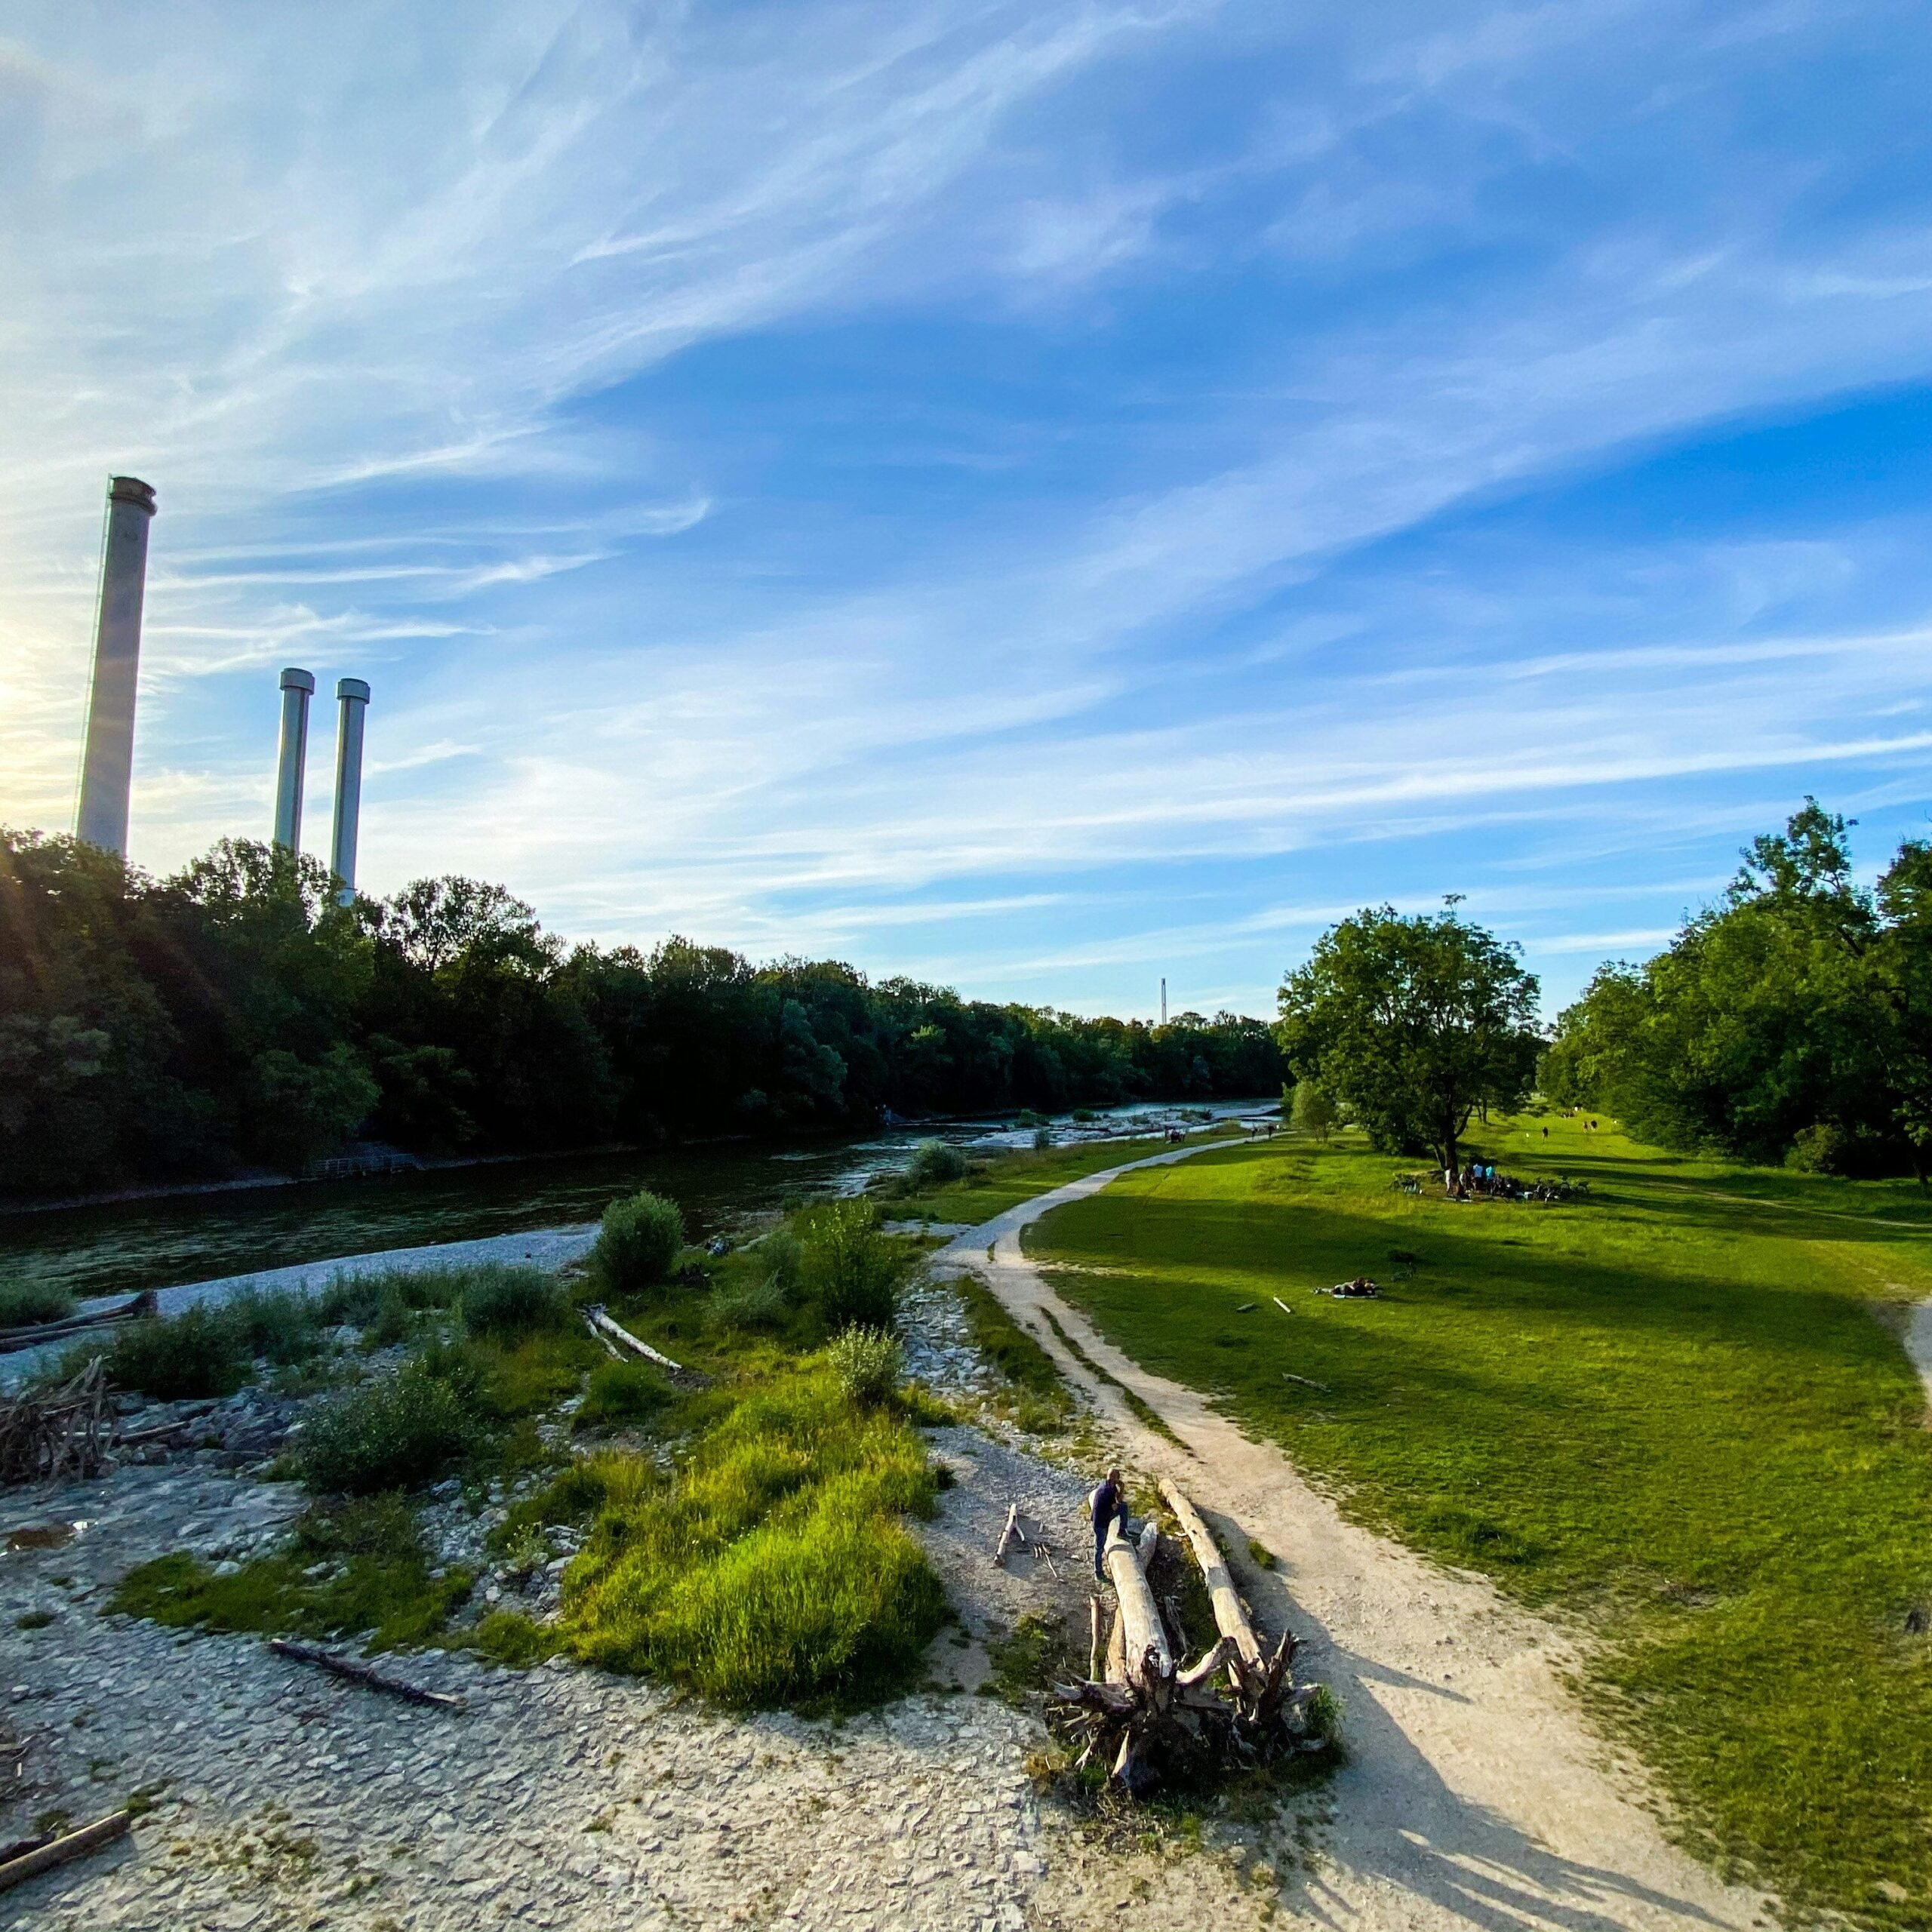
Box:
[994, 1502, 1024, 1567]
[1158, 1478, 1299, 1723]
[1049, 1488, 1331, 1794]
[583, 1306, 688, 1377]
[0, 1808, 131, 1894]
[1281, 1372, 1330, 1392]
[1271, 1297, 1293, 1316]
[0, 1357, 111, 1485]
[269, 1638, 466, 1710]
[0, 1290, 155, 1356]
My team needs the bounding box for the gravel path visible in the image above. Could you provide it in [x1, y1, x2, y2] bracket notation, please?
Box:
[933, 1143, 1775, 1932]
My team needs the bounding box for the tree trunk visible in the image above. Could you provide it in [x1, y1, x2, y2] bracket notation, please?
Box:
[1158, 1478, 1263, 1687]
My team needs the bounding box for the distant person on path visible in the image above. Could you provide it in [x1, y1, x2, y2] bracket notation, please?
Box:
[1090, 1466, 1127, 1579]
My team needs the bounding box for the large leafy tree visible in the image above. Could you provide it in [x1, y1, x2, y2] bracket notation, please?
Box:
[1276, 901, 1540, 1174]
[1545, 801, 1932, 1179]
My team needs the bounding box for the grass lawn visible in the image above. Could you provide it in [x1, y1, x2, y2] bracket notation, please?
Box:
[884, 1128, 1235, 1226]
[1028, 1115, 1932, 1929]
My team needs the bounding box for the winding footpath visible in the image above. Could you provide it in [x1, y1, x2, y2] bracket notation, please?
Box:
[935, 1143, 1773, 1932]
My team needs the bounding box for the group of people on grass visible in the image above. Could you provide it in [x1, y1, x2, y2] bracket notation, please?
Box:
[1444, 1161, 1586, 1204]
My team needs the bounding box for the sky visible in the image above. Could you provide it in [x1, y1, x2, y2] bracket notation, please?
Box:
[4, 0, 1931, 1023]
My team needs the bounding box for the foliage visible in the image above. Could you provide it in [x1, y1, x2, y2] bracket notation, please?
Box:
[300, 1358, 478, 1494]
[555, 1367, 946, 1708]
[0, 826, 1284, 1196]
[574, 1358, 675, 1430]
[592, 1189, 686, 1297]
[1033, 1123, 1932, 1928]
[1546, 801, 1932, 1176]
[798, 1198, 905, 1332]
[0, 1278, 75, 1327]
[1288, 1080, 1338, 1142]
[1032, 1124, 1054, 1151]
[1276, 902, 1540, 1173]
[904, 1139, 968, 1189]
[109, 1494, 473, 1654]
[828, 1325, 903, 1406]
[457, 1264, 571, 1340]
[100, 1304, 251, 1400]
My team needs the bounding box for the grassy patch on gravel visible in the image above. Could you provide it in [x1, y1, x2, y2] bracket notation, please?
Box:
[954, 1272, 1074, 1435]
[111, 1495, 475, 1654]
[884, 1134, 1188, 1225]
[1029, 1115, 1932, 1928]
[542, 1361, 947, 1710]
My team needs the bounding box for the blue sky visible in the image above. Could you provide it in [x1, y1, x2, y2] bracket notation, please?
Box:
[4, 1, 1930, 1022]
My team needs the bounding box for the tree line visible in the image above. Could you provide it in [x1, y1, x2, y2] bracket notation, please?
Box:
[1273, 800, 1932, 1184]
[0, 829, 1284, 1198]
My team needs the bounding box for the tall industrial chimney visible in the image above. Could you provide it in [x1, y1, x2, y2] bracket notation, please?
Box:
[75, 475, 158, 856]
[330, 678, 370, 902]
[273, 668, 315, 850]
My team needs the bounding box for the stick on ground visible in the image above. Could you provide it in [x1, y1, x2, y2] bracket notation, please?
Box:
[269, 1638, 466, 1710]
[0, 1809, 131, 1894]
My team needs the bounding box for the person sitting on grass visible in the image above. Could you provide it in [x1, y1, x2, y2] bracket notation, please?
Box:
[1090, 1466, 1127, 1579]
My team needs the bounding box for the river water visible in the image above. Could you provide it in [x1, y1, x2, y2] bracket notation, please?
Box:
[0, 1100, 1269, 1303]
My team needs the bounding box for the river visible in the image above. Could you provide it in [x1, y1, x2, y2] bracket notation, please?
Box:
[0, 1100, 1269, 1303]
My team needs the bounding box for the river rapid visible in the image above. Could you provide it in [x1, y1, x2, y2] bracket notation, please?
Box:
[0, 1099, 1269, 1304]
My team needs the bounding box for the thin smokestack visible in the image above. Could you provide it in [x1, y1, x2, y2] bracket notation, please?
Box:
[273, 668, 315, 850]
[330, 678, 370, 902]
[75, 475, 158, 856]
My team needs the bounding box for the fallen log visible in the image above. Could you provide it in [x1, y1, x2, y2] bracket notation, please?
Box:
[0, 1808, 131, 1894]
[1158, 1479, 1265, 1684]
[1103, 1521, 1171, 1684]
[1047, 1494, 1332, 1795]
[583, 1306, 686, 1377]
[269, 1638, 466, 1710]
[0, 1290, 156, 1355]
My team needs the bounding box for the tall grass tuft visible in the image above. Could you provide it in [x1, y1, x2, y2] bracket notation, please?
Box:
[100, 1305, 250, 1399]
[593, 1189, 686, 1297]
[828, 1326, 903, 1407]
[558, 1367, 945, 1708]
[458, 1265, 571, 1340]
[0, 1279, 76, 1328]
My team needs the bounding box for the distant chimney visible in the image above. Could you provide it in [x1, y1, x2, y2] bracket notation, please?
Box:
[75, 476, 158, 856]
[273, 668, 315, 850]
[330, 678, 370, 902]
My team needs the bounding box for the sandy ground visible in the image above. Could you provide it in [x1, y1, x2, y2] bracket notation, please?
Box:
[933, 1145, 1777, 1932]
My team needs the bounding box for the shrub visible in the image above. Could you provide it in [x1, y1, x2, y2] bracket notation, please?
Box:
[1015, 1109, 1043, 1128]
[1072, 1108, 1097, 1123]
[755, 1230, 804, 1294]
[904, 1140, 968, 1189]
[593, 1190, 686, 1297]
[1786, 1122, 1846, 1174]
[575, 1358, 674, 1431]
[300, 1360, 476, 1494]
[1031, 1125, 1054, 1152]
[829, 1327, 903, 1407]
[459, 1265, 570, 1340]
[103, 1305, 249, 1400]
[799, 1199, 903, 1333]
[0, 1279, 76, 1328]
[1291, 1081, 1339, 1142]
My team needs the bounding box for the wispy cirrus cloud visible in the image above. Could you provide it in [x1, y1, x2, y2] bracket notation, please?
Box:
[3, 0, 1930, 1017]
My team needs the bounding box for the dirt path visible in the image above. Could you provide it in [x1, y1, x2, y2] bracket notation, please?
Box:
[935, 1145, 1772, 1932]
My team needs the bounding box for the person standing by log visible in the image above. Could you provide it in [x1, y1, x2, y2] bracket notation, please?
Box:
[1090, 1466, 1127, 1579]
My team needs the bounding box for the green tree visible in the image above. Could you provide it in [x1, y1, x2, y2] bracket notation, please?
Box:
[1289, 1079, 1339, 1143]
[1276, 902, 1540, 1174]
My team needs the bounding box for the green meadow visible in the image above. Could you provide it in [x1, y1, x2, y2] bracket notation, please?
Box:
[1028, 1115, 1932, 1929]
